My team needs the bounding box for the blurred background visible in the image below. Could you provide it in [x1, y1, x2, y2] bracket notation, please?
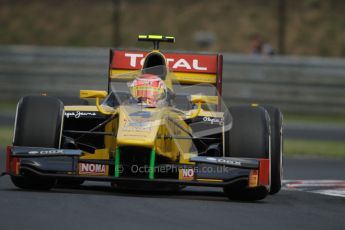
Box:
[0, 0, 344, 157]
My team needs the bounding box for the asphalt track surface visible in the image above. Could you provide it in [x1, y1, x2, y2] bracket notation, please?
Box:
[0, 148, 344, 230]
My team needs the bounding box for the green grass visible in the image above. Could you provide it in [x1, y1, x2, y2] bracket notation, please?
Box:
[0, 102, 16, 113]
[284, 113, 345, 125]
[284, 139, 345, 158]
[0, 126, 13, 149]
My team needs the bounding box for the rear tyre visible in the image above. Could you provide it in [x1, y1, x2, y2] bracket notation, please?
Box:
[223, 105, 270, 201]
[11, 96, 64, 190]
[262, 105, 283, 195]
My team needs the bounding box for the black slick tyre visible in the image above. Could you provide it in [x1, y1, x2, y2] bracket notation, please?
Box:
[223, 105, 270, 201]
[11, 96, 64, 190]
[262, 105, 283, 195]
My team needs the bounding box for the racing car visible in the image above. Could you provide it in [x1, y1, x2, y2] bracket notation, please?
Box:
[3, 35, 283, 201]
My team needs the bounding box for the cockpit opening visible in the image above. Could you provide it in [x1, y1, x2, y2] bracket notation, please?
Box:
[142, 52, 167, 79]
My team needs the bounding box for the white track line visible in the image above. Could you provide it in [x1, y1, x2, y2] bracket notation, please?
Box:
[312, 189, 345, 198]
[282, 180, 345, 198]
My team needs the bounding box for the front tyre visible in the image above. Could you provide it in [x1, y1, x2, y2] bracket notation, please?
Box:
[224, 106, 270, 201]
[11, 96, 64, 190]
[262, 105, 283, 195]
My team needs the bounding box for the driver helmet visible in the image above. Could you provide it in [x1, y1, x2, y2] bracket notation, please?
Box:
[129, 74, 166, 107]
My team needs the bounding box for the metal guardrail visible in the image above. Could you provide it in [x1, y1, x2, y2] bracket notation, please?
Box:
[1, 45, 345, 114]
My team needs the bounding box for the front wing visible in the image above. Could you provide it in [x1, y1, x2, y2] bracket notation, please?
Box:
[4, 146, 270, 190]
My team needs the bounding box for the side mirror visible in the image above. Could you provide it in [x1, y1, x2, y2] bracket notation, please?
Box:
[190, 95, 218, 119]
[80, 90, 107, 99]
[80, 90, 113, 115]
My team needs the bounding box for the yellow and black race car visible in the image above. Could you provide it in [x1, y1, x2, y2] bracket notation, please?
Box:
[3, 35, 283, 201]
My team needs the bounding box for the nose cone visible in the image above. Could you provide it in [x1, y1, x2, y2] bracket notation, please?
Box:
[116, 106, 162, 148]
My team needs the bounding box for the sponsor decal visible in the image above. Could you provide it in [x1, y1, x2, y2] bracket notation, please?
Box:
[129, 111, 151, 118]
[127, 122, 151, 128]
[112, 51, 217, 73]
[123, 133, 148, 138]
[28, 149, 64, 155]
[79, 163, 106, 175]
[181, 168, 194, 180]
[122, 117, 154, 132]
[122, 124, 152, 132]
[65, 111, 97, 119]
[206, 157, 242, 166]
[202, 116, 224, 125]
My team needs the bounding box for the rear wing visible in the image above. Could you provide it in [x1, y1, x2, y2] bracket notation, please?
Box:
[108, 50, 223, 96]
